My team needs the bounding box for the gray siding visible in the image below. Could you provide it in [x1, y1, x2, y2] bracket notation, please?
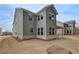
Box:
[12, 5, 76, 40]
[13, 8, 23, 39]
[46, 8, 57, 35]
[23, 10, 36, 36]
[0, 28, 2, 35]
[36, 10, 46, 38]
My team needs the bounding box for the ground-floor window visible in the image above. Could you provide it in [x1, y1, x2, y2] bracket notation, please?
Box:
[67, 30, 69, 34]
[30, 28, 33, 32]
[41, 27, 43, 35]
[52, 28, 55, 35]
[69, 30, 71, 34]
[49, 27, 51, 35]
[38, 27, 43, 35]
[67, 30, 72, 34]
[49, 27, 55, 35]
[38, 28, 40, 35]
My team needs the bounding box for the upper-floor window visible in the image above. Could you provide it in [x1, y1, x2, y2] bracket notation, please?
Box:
[64, 24, 68, 27]
[49, 12, 55, 20]
[52, 15, 54, 17]
[38, 15, 43, 21]
[38, 16, 40, 21]
[49, 13, 51, 19]
[69, 24, 72, 27]
[49, 16, 51, 19]
[51, 15, 54, 20]
[41, 15, 43, 20]
[28, 15, 32, 21]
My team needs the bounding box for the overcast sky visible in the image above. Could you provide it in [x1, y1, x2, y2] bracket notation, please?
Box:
[0, 4, 79, 31]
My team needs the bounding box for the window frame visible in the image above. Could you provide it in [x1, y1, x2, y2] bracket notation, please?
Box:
[49, 27, 52, 35]
[49, 12, 55, 20]
[38, 15, 40, 21]
[30, 28, 33, 33]
[52, 28, 55, 35]
[38, 28, 40, 35]
[41, 27, 43, 35]
[41, 15, 43, 20]
[28, 15, 32, 21]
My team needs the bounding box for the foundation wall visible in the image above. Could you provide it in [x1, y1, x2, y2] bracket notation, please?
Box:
[12, 35, 60, 41]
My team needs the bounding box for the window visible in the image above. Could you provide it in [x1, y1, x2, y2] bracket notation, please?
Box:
[41, 15, 43, 20]
[49, 12, 54, 20]
[28, 16, 32, 21]
[52, 15, 54, 17]
[52, 28, 54, 35]
[49, 13, 51, 19]
[49, 17, 51, 19]
[51, 15, 54, 20]
[41, 27, 43, 35]
[49, 27, 55, 35]
[49, 27, 51, 35]
[38, 15, 43, 21]
[38, 16, 40, 21]
[64, 24, 68, 27]
[30, 28, 33, 32]
[67, 24, 69, 27]
[38, 28, 40, 35]
[67, 30, 69, 34]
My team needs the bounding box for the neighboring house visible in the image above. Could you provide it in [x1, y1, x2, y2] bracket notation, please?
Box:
[0, 28, 12, 36]
[2, 31, 12, 35]
[75, 27, 79, 34]
[56, 20, 76, 35]
[13, 4, 58, 40]
[56, 21, 64, 35]
[64, 20, 76, 35]
[0, 28, 2, 35]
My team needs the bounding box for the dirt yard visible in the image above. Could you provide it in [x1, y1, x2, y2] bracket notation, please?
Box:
[0, 35, 79, 54]
[63, 34, 79, 40]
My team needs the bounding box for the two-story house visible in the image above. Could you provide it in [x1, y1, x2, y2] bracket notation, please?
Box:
[12, 4, 58, 40]
[56, 20, 76, 35]
[13, 4, 76, 40]
[64, 20, 76, 35]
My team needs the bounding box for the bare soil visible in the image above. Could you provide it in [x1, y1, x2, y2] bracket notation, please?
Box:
[0, 35, 79, 54]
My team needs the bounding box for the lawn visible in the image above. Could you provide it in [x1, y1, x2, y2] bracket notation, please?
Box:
[0, 36, 79, 54]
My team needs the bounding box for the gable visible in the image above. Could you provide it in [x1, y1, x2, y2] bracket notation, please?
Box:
[37, 4, 58, 15]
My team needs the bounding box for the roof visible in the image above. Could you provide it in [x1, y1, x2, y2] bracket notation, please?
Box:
[13, 8, 37, 24]
[64, 20, 76, 24]
[15, 4, 58, 15]
[15, 8, 36, 15]
[37, 4, 58, 15]
[56, 21, 64, 24]
[56, 21, 64, 28]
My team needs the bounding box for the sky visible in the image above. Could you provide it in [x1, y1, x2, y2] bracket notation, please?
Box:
[0, 4, 79, 31]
